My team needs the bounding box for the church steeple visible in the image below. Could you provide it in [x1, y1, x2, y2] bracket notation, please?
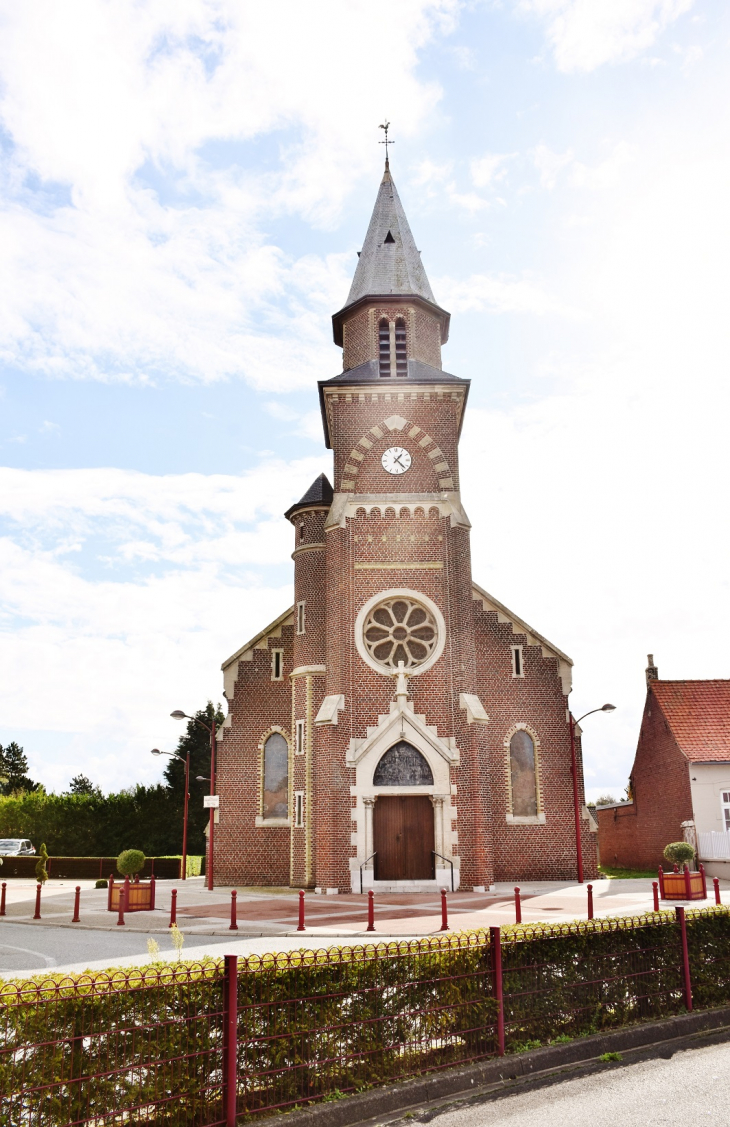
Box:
[345, 164, 437, 308]
[331, 164, 450, 359]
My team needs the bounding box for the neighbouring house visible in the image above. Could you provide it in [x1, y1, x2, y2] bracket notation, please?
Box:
[597, 656, 730, 879]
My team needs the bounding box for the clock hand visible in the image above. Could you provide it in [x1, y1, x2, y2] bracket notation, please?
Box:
[393, 454, 405, 468]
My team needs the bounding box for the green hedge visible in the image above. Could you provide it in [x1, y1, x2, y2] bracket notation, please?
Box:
[1, 908, 728, 1125]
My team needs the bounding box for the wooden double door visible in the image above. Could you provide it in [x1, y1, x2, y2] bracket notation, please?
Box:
[373, 796, 435, 881]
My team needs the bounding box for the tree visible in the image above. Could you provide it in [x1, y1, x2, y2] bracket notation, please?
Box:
[594, 794, 617, 806]
[0, 742, 39, 795]
[67, 775, 101, 796]
[163, 702, 225, 854]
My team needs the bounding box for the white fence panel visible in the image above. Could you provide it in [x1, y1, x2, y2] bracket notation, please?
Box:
[699, 831, 730, 860]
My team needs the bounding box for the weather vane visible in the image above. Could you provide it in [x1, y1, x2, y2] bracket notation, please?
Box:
[379, 121, 394, 165]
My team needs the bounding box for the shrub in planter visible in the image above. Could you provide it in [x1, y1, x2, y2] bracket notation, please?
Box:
[663, 841, 695, 869]
[35, 843, 49, 884]
[95, 878, 108, 889]
[117, 849, 146, 879]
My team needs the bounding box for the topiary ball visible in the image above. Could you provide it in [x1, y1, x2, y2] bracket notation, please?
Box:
[663, 841, 695, 868]
[117, 849, 146, 878]
[95, 878, 108, 889]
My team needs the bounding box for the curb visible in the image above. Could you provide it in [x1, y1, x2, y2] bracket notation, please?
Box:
[274, 1006, 730, 1127]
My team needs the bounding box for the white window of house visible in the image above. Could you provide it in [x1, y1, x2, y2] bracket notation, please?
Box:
[295, 719, 305, 756]
[511, 645, 524, 678]
[271, 649, 284, 681]
[294, 791, 304, 827]
[722, 791, 730, 832]
[296, 601, 306, 634]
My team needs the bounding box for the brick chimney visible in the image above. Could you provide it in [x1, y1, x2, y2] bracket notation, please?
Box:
[645, 653, 659, 685]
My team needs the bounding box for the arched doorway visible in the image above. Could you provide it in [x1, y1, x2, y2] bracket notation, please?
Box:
[372, 742, 435, 880]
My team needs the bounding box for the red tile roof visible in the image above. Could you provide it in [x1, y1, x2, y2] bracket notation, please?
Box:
[652, 680, 730, 762]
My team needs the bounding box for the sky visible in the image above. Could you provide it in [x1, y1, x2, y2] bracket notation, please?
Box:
[0, 0, 729, 802]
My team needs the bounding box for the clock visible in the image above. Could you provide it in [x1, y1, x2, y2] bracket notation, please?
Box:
[381, 447, 412, 475]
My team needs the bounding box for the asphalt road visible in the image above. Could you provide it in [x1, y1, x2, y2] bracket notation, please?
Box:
[418, 1041, 730, 1127]
[0, 921, 234, 975]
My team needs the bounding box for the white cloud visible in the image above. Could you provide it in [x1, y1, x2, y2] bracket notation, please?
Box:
[0, 1, 459, 386]
[516, 0, 695, 72]
[0, 455, 329, 791]
[470, 152, 514, 188]
[437, 271, 581, 316]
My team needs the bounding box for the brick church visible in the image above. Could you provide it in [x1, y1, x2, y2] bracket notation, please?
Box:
[215, 161, 597, 892]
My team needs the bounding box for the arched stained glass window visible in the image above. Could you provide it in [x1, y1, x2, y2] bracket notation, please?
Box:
[379, 318, 391, 377]
[262, 733, 288, 820]
[373, 741, 434, 786]
[509, 730, 538, 817]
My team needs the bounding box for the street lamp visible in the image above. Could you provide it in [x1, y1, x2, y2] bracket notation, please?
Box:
[171, 710, 218, 891]
[151, 747, 190, 880]
[568, 703, 616, 883]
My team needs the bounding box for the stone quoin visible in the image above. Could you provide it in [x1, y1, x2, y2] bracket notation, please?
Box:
[214, 160, 598, 891]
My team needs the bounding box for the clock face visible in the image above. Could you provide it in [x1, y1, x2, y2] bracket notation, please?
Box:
[381, 446, 412, 475]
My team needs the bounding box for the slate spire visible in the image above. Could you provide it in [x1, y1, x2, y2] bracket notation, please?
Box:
[345, 163, 437, 307]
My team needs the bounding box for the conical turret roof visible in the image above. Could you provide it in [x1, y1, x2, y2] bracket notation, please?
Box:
[345, 164, 436, 306]
[284, 473, 333, 521]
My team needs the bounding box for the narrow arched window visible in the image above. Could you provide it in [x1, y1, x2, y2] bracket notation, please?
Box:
[378, 318, 391, 377]
[509, 730, 538, 817]
[395, 318, 407, 377]
[262, 732, 288, 820]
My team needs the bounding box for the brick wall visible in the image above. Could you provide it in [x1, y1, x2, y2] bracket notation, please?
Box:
[597, 688, 692, 871]
[341, 303, 442, 372]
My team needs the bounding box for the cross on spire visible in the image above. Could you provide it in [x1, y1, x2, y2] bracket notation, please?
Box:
[379, 121, 394, 168]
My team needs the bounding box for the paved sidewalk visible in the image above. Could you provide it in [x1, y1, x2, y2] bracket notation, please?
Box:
[1, 875, 725, 935]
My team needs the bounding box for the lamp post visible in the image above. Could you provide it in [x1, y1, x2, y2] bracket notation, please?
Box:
[568, 703, 616, 883]
[151, 748, 190, 880]
[171, 710, 217, 891]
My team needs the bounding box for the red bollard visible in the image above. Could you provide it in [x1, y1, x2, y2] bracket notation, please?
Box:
[714, 877, 722, 905]
[72, 886, 81, 923]
[229, 890, 238, 932]
[33, 882, 42, 920]
[514, 886, 521, 924]
[117, 879, 127, 926]
[169, 888, 178, 928]
[587, 883, 594, 920]
[0, 882, 6, 917]
[440, 888, 449, 932]
[297, 889, 305, 932]
[653, 881, 660, 912]
[366, 889, 375, 932]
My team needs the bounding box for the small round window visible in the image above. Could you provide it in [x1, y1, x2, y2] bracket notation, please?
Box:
[362, 596, 438, 671]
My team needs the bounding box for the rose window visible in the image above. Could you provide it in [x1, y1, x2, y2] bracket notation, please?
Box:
[362, 597, 438, 670]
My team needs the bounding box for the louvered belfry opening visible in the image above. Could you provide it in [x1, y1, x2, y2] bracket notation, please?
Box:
[378, 318, 390, 377]
[395, 317, 407, 376]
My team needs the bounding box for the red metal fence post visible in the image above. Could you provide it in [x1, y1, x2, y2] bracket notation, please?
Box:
[0, 882, 6, 917]
[490, 926, 505, 1057]
[676, 906, 693, 1011]
[229, 890, 238, 932]
[714, 877, 721, 905]
[587, 883, 594, 920]
[222, 954, 238, 1127]
[514, 887, 521, 924]
[653, 881, 659, 912]
[366, 889, 375, 932]
[108, 876, 114, 911]
[297, 889, 306, 932]
[658, 867, 665, 900]
[169, 888, 177, 928]
[72, 886, 81, 923]
[150, 874, 156, 911]
[117, 880, 126, 926]
[699, 864, 706, 899]
[440, 888, 449, 931]
[33, 883, 41, 920]
[683, 864, 692, 900]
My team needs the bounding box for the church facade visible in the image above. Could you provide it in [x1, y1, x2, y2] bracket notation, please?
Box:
[214, 163, 598, 891]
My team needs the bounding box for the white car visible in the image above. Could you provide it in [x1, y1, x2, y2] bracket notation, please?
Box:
[0, 839, 36, 856]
